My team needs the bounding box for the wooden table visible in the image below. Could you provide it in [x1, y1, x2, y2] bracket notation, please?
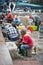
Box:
[0, 27, 13, 65]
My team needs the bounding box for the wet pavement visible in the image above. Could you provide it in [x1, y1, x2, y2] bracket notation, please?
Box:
[13, 50, 43, 65]
[13, 60, 40, 65]
[32, 50, 43, 65]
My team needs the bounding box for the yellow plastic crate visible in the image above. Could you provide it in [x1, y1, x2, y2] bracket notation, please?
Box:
[18, 25, 26, 30]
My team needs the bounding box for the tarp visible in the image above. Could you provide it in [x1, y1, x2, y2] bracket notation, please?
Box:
[16, 2, 43, 9]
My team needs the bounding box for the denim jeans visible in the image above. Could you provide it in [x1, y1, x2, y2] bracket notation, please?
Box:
[21, 44, 30, 49]
[20, 44, 30, 56]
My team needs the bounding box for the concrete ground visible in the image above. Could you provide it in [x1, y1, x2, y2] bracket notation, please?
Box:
[12, 31, 43, 65]
[3, 30, 43, 65]
[13, 50, 43, 65]
[13, 59, 40, 65]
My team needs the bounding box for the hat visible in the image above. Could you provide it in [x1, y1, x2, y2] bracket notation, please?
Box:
[20, 29, 26, 34]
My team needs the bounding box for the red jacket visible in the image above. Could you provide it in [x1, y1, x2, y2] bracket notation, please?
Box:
[7, 13, 14, 19]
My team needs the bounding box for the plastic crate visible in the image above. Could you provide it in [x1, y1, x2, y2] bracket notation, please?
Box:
[39, 25, 43, 32]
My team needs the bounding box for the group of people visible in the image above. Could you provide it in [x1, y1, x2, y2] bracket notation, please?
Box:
[1, 11, 34, 56]
[0, 9, 41, 57]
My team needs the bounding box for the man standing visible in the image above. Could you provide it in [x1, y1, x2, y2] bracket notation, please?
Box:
[10, 2, 14, 11]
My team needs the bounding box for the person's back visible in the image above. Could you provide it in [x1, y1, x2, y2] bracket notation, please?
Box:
[13, 15, 22, 26]
[6, 12, 14, 23]
[5, 23, 19, 41]
[30, 15, 41, 30]
[32, 15, 41, 25]
[7, 12, 14, 19]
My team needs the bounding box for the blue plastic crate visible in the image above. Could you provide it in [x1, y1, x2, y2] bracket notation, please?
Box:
[39, 26, 43, 32]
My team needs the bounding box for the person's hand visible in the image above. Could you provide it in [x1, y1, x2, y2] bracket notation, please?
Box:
[15, 39, 22, 45]
[15, 41, 18, 45]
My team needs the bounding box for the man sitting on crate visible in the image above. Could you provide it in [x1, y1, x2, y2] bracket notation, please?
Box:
[16, 29, 34, 56]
